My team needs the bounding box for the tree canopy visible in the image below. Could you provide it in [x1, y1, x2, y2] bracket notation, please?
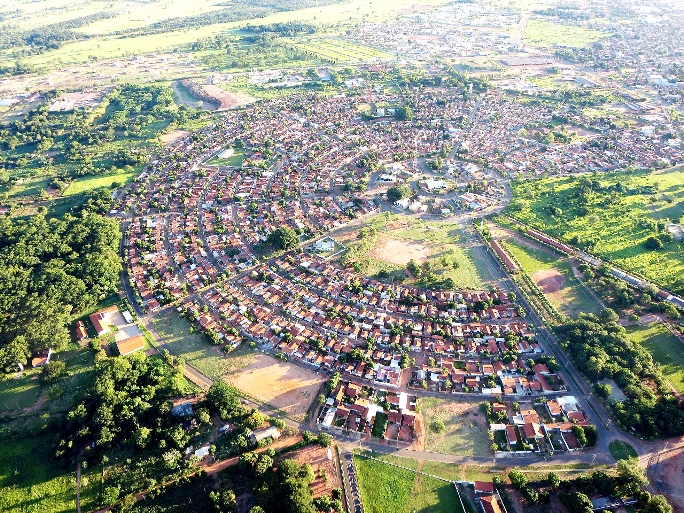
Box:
[267, 226, 299, 250]
[0, 212, 121, 372]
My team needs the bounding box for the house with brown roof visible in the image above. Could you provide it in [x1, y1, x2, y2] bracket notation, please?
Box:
[116, 335, 146, 356]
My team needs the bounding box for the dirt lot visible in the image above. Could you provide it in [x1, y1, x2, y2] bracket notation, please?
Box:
[532, 269, 565, 293]
[160, 129, 189, 144]
[650, 440, 684, 513]
[228, 354, 325, 421]
[203, 85, 255, 110]
[371, 237, 431, 265]
[283, 445, 342, 498]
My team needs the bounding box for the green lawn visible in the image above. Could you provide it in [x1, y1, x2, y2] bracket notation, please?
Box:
[627, 323, 684, 394]
[149, 311, 257, 381]
[523, 19, 611, 48]
[506, 167, 684, 295]
[64, 172, 137, 197]
[353, 453, 463, 513]
[0, 371, 42, 413]
[419, 398, 491, 456]
[608, 440, 638, 461]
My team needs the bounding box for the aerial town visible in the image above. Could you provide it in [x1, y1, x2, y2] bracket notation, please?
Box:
[1, 0, 684, 513]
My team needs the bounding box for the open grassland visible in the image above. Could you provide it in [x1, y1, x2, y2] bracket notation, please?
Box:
[0, 372, 41, 413]
[506, 167, 684, 294]
[503, 239, 601, 317]
[295, 38, 395, 63]
[15, 0, 450, 69]
[419, 398, 491, 456]
[523, 19, 611, 48]
[149, 311, 256, 382]
[353, 453, 464, 513]
[64, 171, 137, 196]
[627, 323, 684, 394]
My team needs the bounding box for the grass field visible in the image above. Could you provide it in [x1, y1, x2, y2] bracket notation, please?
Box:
[503, 238, 602, 317]
[339, 214, 496, 290]
[419, 398, 491, 456]
[0, 432, 101, 513]
[295, 38, 395, 63]
[353, 453, 464, 513]
[64, 171, 137, 196]
[207, 150, 246, 167]
[149, 311, 257, 382]
[0, 372, 42, 413]
[523, 19, 611, 48]
[627, 323, 684, 394]
[506, 167, 684, 295]
[609, 440, 638, 461]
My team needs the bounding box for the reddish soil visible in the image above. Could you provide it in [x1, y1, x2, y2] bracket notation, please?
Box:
[532, 269, 565, 293]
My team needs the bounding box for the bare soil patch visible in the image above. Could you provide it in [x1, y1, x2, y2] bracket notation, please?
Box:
[203, 85, 256, 110]
[283, 445, 342, 498]
[650, 440, 684, 513]
[160, 129, 189, 145]
[371, 237, 431, 265]
[532, 269, 565, 293]
[228, 354, 325, 420]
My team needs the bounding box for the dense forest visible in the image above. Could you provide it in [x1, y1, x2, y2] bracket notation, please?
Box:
[556, 313, 684, 438]
[0, 212, 121, 372]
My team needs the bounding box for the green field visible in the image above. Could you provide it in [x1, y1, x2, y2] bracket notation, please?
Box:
[295, 38, 395, 63]
[207, 150, 246, 167]
[503, 238, 602, 317]
[506, 167, 684, 294]
[0, 430, 101, 513]
[419, 398, 491, 456]
[627, 323, 684, 394]
[353, 453, 464, 513]
[523, 19, 611, 48]
[64, 171, 137, 196]
[149, 311, 256, 381]
[608, 440, 638, 461]
[0, 372, 42, 413]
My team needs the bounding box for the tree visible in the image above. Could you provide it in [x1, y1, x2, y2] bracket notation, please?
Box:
[386, 184, 411, 203]
[210, 489, 238, 513]
[615, 459, 648, 497]
[395, 106, 413, 121]
[598, 308, 619, 323]
[406, 259, 422, 278]
[206, 381, 240, 418]
[508, 469, 528, 489]
[572, 424, 587, 447]
[559, 492, 593, 513]
[644, 236, 663, 250]
[318, 432, 332, 447]
[547, 472, 561, 489]
[40, 360, 66, 383]
[432, 419, 446, 433]
[267, 227, 299, 250]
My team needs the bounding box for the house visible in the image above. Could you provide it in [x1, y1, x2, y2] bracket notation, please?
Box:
[478, 495, 504, 513]
[249, 426, 281, 444]
[31, 348, 53, 368]
[172, 401, 193, 417]
[194, 446, 211, 459]
[315, 238, 335, 253]
[89, 305, 120, 336]
[116, 335, 146, 356]
[474, 481, 496, 495]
